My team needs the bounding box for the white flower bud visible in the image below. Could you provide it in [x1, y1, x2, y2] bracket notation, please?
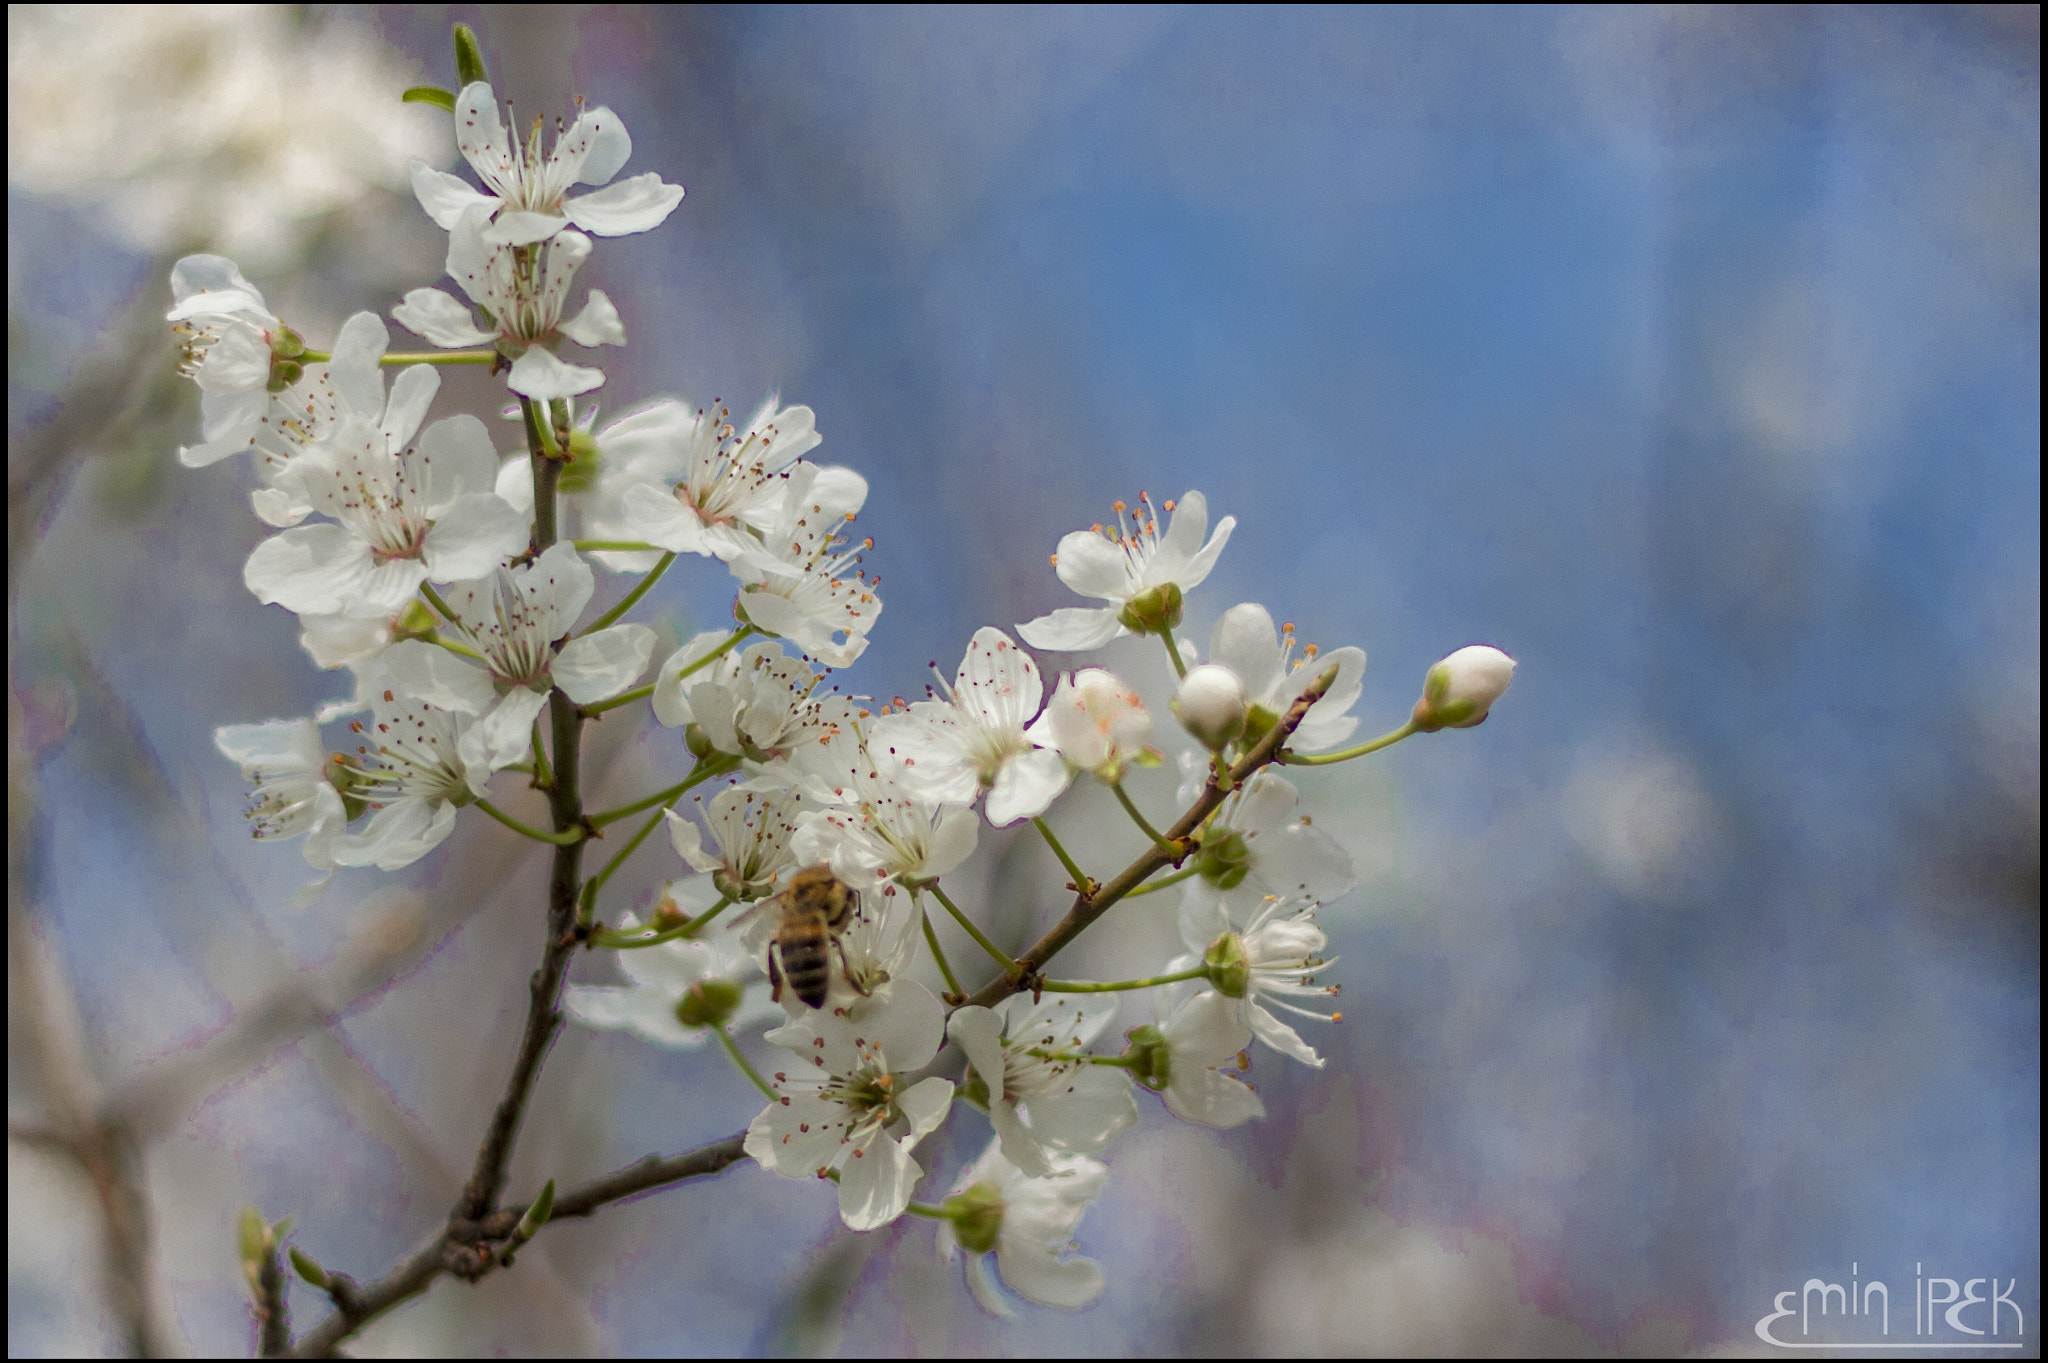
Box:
[1171, 664, 1247, 750]
[1413, 645, 1516, 731]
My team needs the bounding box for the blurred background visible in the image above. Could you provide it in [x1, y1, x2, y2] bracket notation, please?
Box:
[9, 5, 2038, 1356]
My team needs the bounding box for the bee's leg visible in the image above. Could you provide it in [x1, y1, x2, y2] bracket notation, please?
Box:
[768, 944, 785, 1003]
[835, 938, 872, 998]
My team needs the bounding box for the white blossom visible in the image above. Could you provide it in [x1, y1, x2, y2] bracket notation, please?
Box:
[729, 464, 882, 668]
[1181, 892, 1341, 1068]
[1183, 768, 1356, 918]
[1205, 603, 1367, 752]
[872, 628, 1071, 827]
[664, 779, 806, 902]
[1151, 990, 1263, 1129]
[213, 719, 345, 870]
[788, 730, 979, 894]
[1171, 663, 1248, 750]
[935, 1141, 1109, 1316]
[745, 986, 954, 1231]
[946, 995, 1136, 1176]
[325, 689, 492, 871]
[1414, 644, 1517, 730]
[1018, 490, 1234, 651]
[650, 635, 852, 762]
[564, 883, 779, 1048]
[410, 82, 682, 247]
[1024, 668, 1152, 782]
[375, 543, 653, 770]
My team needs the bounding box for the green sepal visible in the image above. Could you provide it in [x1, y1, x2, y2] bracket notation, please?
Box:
[1192, 827, 1252, 890]
[1122, 1024, 1171, 1091]
[674, 977, 744, 1029]
[1117, 581, 1184, 635]
[288, 1246, 331, 1289]
[942, 1182, 1006, 1256]
[402, 86, 457, 112]
[1203, 932, 1251, 999]
[266, 358, 304, 393]
[452, 24, 490, 90]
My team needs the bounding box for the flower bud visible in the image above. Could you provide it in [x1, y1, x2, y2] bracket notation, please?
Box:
[1192, 827, 1253, 890]
[650, 894, 690, 931]
[1122, 1023, 1172, 1091]
[288, 1246, 332, 1290]
[1172, 665, 1247, 750]
[674, 977, 745, 1029]
[684, 721, 717, 761]
[1203, 931, 1252, 999]
[1412, 645, 1516, 732]
[392, 599, 439, 640]
[941, 1181, 1007, 1256]
[1117, 581, 1184, 635]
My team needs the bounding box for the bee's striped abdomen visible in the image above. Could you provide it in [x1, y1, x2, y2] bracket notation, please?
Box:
[778, 934, 833, 1009]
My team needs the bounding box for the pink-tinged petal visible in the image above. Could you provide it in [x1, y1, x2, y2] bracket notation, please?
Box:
[570, 106, 632, 186]
[984, 749, 1070, 826]
[454, 82, 513, 195]
[1208, 603, 1283, 699]
[1017, 607, 1123, 652]
[414, 414, 500, 510]
[378, 639, 497, 715]
[946, 1007, 1007, 1095]
[380, 361, 441, 452]
[558, 290, 625, 347]
[409, 159, 495, 231]
[244, 524, 370, 615]
[391, 288, 493, 346]
[482, 210, 569, 246]
[835, 1131, 921, 1231]
[420, 492, 526, 581]
[567, 172, 685, 235]
[329, 311, 389, 419]
[553, 625, 656, 703]
[867, 981, 946, 1072]
[508, 347, 604, 399]
[1051, 529, 1132, 600]
[996, 1244, 1104, 1311]
[1248, 1003, 1324, 1068]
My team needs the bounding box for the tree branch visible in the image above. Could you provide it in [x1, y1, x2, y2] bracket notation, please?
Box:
[961, 665, 1340, 1010]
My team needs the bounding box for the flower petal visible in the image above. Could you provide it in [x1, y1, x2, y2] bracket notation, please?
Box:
[1051, 529, 1133, 601]
[328, 311, 389, 420]
[390, 288, 494, 347]
[244, 524, 370, 615]
[835, 1131, 922, 1231]
[558, 289, 625, 347]
[1248, 1002, 1325, 1068]
[482, 209, 570, 246]
[984, 749, 1071, 826]
[553, 625, 656, 703]
[409, 159, 495, 231]
[508, 347, 605, 399]
[996, 1243, 1105, 1311]
[946, 1007, 1007, 1094]
[566, 172, 685, 236]
[378, 639, 497, 714]
[1016, 607, 1123, 652]
[419, 493, 526, 582]
[380, 361, 442, 453]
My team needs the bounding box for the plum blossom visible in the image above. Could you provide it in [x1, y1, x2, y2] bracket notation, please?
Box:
[325, 689, 493, 870]
[789, 730, 978, 894]
[935, 1141, 1109, 1316]
[729, 464, 882, 668]
[946, 995, 1136, 1177]
[665, 779, 807, 903]
[872, 628, 1071, 827]
[1180, 891, 1341, 1068]
[373, 543, 653, 770]
[1414, 644, 1517, 730]
[243, 337, 526, 618]
[564, 884, 779, 1048]
[1018, 490, 1234, 651]
[1130, 989, 1264, 1129]
[745, 986, 954, 1230]
[410, 82, 682, 247]
[1182, 768, 1355, 918]
[213, 719, 346, 870]
[1205, 603, 1367, 752]
[391, 202, 624, 399]
[651, 635, 852, 762]
[167, 254, 288, 400]
[596, 396, 826, 564]
[1024, 668, 1152, 783]
[734, 866, 923, 1018]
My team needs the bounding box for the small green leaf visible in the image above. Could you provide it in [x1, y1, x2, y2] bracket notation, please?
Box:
[402, 86, 457, 112]
[453, 23, 489, 89]
[288, 1246, 331, 1289]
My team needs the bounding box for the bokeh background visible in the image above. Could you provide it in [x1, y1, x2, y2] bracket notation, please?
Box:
[9, 5, 2038, 1356]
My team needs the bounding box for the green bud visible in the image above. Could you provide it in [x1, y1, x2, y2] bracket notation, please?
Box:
[558, 425, 603, 495]
[513, 1179, 555, 1240]
[1122, 1024, 1172, 1091]
[265, 358, 304, 393]
[1116, 581, 1184, 635]
[452, 23, 490, 89]
[1193, 827, 1253, 890]
[684, 722, 718, 761]
[237, 1206, 267, 1269]
[1412, 646, 1516, 733]
[401, 86, 458, 112]
[393, 599, 440, 639]
[675, 977, 745, 1029]
[1203, 932, 1251, 999]
[942, 1182, 1007, 1256]
[288, 1246, 331, 1290]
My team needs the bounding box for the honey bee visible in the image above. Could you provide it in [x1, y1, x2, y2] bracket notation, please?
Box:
[757, 864, 865, 1009]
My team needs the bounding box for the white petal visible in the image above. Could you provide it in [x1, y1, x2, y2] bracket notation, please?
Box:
[867, 981, 946, 1072]
[213, 717, 323, 771]
[526, 541, 598, 624]
[1051, 530, 1133, 601]
[167, 255, 270, 320]
[410, 159, 496, 230]
[377, 639, 497, 714]
[415, 413, 501, 509]
[835, 1133, 921, 1231]
[420, 493, 527, 581]
[1148, 490, 1209, 584]
[945, 1007, 1007, 1094]
[244, 524, 368, 615]
[1165, 990, 1252, 1062]
[996, 1243, 1105, 1311]
[1018, 1069, 1137, 1154]
[558, 290, 625, 347]
[966, 1255, 1017, 1320]
[984, 749, 1071, 826]
[1164, 1066, 1265, 1129]
[1247, 1002, 1325, 1068]
[552, 625, 656, 702]
[988, 1098, 1055, 1179]
[328, 311, 390, 419]
[495, 454, 535, 516]
[1177, 513, 1234, 591]
[665, 808, 720, 873]
[622, 482, 720, 557]
[390, 288, 494, 347]
[454, 82, 512, 195]
[897, 1076, 956, 1141]
[1252, 824, 1358, 905]
[380, 362, 442, 453]
[249, 486, 309, 528]
[920, 806, 980, 879]
[508, 347, 604, 399]
[1285, 644, 1368, 752]
[573, 106, 633, 185]
[1209, 604, 1284, 701]
[1016, 607, 1123, 652]
[566, 172, 685, 236]
[482, 210, 569, 246]
[331, 798, 458, 871]
[476, 687, 550, 769]
[650, 631, 733, 727]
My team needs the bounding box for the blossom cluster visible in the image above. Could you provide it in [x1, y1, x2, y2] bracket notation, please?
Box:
[182, 58, 1515, 1323]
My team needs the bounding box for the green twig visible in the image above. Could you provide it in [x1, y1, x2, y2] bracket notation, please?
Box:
[474, 798, 584, 845]
[1037, 965, 1210, 993]
[1111, 780, 1177, 854]
[715, 1028, 776, 1101]
[581, 552, 676, 636]
[587, 758, 735, 828]
[1031, 817, 1094, 896]
[920, 905, 965, 1000]
[1279, 718, 1420, 765]
[925, 882, 1014, 971]
[1124, 863, 1200, 898]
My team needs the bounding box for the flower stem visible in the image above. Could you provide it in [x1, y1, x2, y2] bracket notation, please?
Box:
[1037, 966, 1210, 993]
[673, 626, 754, 682]
[1158, 623, 1189, 680]
[296, 348, 498, 366]
[579, 797, 692, 922]
[571, 540, 662, 553]
[591, 898, 731, 950]
[920, 904, 965, 1001]
[529, 718, 555, 790]
[1031, 817, 1095, 896]
[901, 1201, 952, 1220]
[587, 757, 737, 828]
[1279, 718, 1419, 766]
[580, 683, 653, 716]
[1124, 863, 1199, 898]
[679, 895, 737, 936]
[715, 1028, 776, 1101]
[1111, 781, 1177, 854]
[580, 552, 675, 636]
[925, 883, 1015, 971]
[418, 581, 464, 630]
[474, 797, 584, 845]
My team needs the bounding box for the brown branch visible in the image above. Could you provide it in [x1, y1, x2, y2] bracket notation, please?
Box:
[961, 664, 1340, 1010]
[287, 1132, 750, 1358]
[254, 1240, 291, 1358]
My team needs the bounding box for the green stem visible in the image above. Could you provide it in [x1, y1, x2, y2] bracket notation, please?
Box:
[581, 683, 653, 716]
[418, 581, 464, 630]
[584, 625, 754, 717]
[422, 632, 487, 662]
[520, 394, 559, 462]
[1037, 966, 1210, 993]
[900, 1201, 951, 1220]
[1124, 863, 1200, 898]
[580, 801, 686, 920]
[474, 797, 584, 845]
[1279, 718, 1420, 766]
[1111, 781, 1177, 853]
[920, 906, 965, 1000]
[1032, 817, 1094, 896]
[296, 348, 498, 366]
[1158, 623, 1189, 680]
[591, 898, 731, 950]
[925, 883, 1014, 971]
[674, 626, 754, 682]
[715, 1028, 776, 1101]
[581, 552, 675, 636]
[679, 895, 736, 936]
[529, 717, 555, 790]
[571, 540, 663, 553]
[587, 758, 735, 828]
